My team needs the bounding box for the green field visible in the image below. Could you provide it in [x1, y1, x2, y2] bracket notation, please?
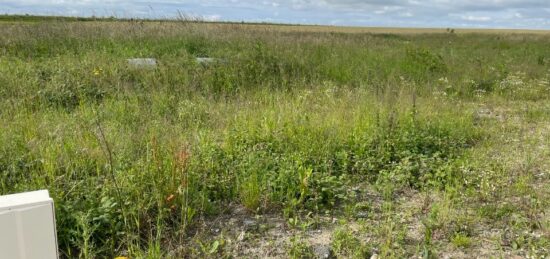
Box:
[1, 17, 550, 258]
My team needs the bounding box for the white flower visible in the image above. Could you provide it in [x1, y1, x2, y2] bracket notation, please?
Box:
[499, 74, 524, 90]
[438, 77, 449, 84]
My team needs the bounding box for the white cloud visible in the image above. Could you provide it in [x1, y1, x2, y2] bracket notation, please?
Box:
[461, 15, 491, 21]
[1, 0, 549, 29]
[203, 14, 221, 21]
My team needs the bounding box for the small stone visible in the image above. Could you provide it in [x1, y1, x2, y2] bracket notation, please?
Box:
[370, 253, 379, 259]
[196, 57, 218, 65]
[127, 58, 157, 68]
[312, 244, 333, 259]
[243, 219, 258, 231]
[356, 211, 369, 219]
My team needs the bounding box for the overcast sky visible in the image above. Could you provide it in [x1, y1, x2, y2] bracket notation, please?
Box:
[1, 0, 550, 29]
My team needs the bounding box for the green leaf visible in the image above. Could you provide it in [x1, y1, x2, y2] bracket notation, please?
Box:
[209, 240, 220, 254]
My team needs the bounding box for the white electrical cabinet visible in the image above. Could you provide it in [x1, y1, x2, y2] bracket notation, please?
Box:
[0, 190, 59, 259]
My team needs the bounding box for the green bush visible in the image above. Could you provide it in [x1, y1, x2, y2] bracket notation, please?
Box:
[402, 47, 447, 80]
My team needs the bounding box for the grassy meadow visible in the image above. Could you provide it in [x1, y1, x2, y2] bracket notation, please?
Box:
[1, 17, 550, 258]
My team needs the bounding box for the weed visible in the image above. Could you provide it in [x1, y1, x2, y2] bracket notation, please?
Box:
[332, 227, 371, 258]
[451, 233, 472, 248]
[289, 236, 314, 259]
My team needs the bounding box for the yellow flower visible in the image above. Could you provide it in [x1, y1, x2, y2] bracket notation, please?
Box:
[93, 67, 103, 76]
[114, 257, 128, 259]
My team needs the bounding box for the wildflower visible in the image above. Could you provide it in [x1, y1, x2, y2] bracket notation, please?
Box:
[438, 77, 449, 84]
[93, 67, 103, 76]
[499, 74, 524, 90]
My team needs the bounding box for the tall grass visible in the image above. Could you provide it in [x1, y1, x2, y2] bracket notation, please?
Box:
[1, 20, 549, 257]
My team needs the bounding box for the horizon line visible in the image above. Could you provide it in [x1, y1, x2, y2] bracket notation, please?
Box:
[1, 13, 549, 32]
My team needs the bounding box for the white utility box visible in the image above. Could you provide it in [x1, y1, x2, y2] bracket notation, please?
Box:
[0, 190, 59, 259]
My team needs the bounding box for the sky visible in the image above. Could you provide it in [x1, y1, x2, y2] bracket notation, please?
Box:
[1, 0, 550, 29]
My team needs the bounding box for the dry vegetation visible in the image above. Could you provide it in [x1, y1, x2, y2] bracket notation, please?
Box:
[239, 24, 550, 35]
